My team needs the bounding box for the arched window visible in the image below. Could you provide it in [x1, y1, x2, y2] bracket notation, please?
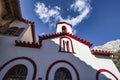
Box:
[3, 65, 28, 80]
[59, 37, 74, 53]
[62, 26, 67, 33]
[62, 40, 70, 52]
[54, 68, 72, 80]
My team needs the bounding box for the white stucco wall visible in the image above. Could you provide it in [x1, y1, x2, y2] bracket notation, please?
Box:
[0, 21, 120, 79]
[0, 34, 120, 80]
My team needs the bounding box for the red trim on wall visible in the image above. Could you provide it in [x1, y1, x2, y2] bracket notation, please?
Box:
[59, 36, 74, 53]
[91, 49, 113, 56]
[15, 32, 92, 49]
[39, 32, 92, 47]
[63, 40, 65, 51]
[67, 41, 70, 52]
[15, 40, 41, 48]
[0, 57, 37, 80]
[96, 69, 118, 80]
[16, 29, 92, 48]
[45, 60, 80, 80]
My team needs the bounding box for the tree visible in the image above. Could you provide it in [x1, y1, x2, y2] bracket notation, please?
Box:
[112, 50, 120, 72]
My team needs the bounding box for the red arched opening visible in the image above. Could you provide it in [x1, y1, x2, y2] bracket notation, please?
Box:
[96, 69, 118, 80]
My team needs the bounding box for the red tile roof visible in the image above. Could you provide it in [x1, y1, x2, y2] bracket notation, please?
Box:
[39, 32, 92, 47]
[91, 49, 113, 56]
[15, 32, 92, 48]
[15, 40, 41, 48]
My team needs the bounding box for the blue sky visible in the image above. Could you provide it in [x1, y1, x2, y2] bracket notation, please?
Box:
[20, 0, 120, 47]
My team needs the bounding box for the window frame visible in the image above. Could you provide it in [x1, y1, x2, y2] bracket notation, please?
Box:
[3, 64, 28, 80]
[54, 67, 72, 80]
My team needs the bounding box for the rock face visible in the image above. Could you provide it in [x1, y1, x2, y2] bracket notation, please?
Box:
[93, 39, 120, 53]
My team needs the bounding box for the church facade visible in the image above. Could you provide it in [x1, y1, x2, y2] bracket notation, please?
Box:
[0, 0, 120, 80]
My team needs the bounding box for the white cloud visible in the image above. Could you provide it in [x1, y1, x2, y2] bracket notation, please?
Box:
[63, 6, 90, 26]
[54, 6, 61, 10]
[35, 3, 61, 23]
[34, 0, 91, 27]
[70, 0, 86, 12]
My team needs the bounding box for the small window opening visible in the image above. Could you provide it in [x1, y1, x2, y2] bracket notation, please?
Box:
[3, 65, 28, 80]
[62, 26, 67, 33]
[54, 68, 72, 80]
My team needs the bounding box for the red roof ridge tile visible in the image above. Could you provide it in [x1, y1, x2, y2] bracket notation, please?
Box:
[15, 40, 41, 48]
[15, 32, 92, 48]
[91, 49, 113, 56]
[39, 32, 92, 47]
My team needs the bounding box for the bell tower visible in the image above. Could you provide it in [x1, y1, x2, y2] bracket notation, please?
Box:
[56, 22, 72, 34]
[56, 22, 74, 53]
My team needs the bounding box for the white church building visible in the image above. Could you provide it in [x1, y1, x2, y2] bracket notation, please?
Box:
[0, 0, 120, 80]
